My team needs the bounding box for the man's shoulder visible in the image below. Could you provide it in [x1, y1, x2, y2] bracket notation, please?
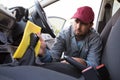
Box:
[90, 28, 100, 36]
[88, 28, 101, 40]
[60, 26, 72, 35]
[57, 26, 73, 40]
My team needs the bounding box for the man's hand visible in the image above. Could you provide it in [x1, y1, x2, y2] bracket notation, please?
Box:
[72, 57, 87, 66]
[37, 33, 46, 57]
[61, 57, 87, 66]
[61, 60, 69, 64]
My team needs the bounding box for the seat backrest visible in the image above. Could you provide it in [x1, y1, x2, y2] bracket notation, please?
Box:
[101, 9, 120, 80]
[100, 8, 120, 47]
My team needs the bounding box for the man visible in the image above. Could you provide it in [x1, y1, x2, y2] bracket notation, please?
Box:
[38, 6, 102, 78]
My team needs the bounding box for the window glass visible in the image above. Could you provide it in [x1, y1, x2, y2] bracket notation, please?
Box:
[48, 17, 66, 35]
[112, 0, 120, 16]
[0, 0, 34, 8]
[44, 0, 102, 29]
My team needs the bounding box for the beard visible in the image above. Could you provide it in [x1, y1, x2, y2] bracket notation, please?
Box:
[75, 34, 86, 40]
[74, 30, 89, 40]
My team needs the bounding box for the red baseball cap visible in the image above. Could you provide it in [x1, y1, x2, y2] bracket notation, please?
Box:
[72, 6, 94, 24]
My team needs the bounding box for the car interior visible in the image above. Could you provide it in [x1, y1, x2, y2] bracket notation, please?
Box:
[0, 0, 120, 80]
[100, 1, 120, 80]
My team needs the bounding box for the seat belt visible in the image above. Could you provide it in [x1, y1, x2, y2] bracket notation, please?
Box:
[98, 3, 112, 33]
[104, 3, 112, 24]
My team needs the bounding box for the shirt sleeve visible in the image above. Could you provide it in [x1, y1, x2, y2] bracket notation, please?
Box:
[39, 30, 66, 62]
[39, 49, 53, 63]
[86, 34, 103, 67]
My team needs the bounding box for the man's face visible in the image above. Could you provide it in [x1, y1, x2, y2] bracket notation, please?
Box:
[73, 18, 93, 37]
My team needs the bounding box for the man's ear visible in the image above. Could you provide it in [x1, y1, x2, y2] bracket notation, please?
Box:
[90, 23, 94, 28]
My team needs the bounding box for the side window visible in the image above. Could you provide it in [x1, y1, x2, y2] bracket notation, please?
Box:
[48, 16, 66, 36]
[112, 0, 120, 16]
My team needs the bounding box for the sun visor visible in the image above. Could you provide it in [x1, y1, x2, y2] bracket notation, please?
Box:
[0, 5, 15, 30]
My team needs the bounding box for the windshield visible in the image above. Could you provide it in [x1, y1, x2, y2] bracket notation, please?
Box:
[0, 0, 35, 8]
[0, 0, 102, 31]
[44, 0, 102, 29]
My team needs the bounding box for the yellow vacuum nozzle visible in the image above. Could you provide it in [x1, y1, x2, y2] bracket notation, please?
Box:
[13, 21, 41, 59]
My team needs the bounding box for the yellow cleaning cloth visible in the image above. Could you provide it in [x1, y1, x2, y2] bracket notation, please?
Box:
[13, 21, 41, 58]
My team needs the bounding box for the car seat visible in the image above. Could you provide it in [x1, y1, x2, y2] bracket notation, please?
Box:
[100, 8, 120, 48]
[75, 6, 120, 80]
[100, 8, 120, 80]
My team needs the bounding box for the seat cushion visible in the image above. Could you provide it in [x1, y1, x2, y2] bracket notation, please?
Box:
[0, 66, 77, 80]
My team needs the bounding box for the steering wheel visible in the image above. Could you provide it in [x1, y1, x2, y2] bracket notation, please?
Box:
[63, 55, 87, 71]
[34, 0, 56, 38]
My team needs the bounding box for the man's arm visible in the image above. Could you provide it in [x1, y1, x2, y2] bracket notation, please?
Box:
[86, 35, 103, 67]
[38, 31, 66, 62]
